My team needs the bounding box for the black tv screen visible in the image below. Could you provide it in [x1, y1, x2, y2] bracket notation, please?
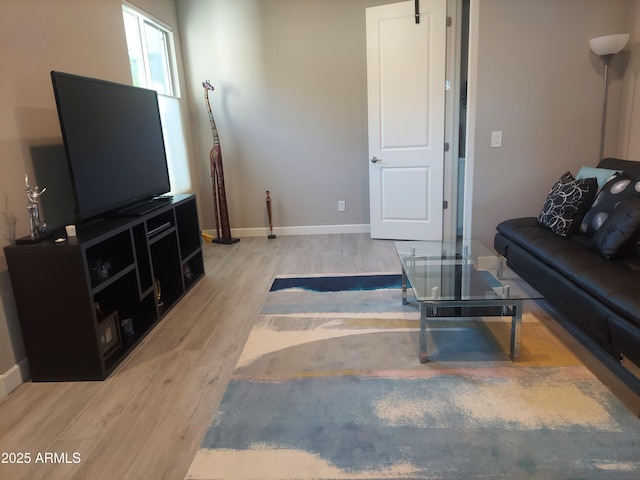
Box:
[51, 71, 171, 221]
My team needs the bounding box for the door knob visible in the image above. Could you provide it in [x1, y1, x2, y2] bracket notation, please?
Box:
[371, 156, 382, 163]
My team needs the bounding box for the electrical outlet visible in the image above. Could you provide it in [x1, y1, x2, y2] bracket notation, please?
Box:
[338, 200, 346, 212]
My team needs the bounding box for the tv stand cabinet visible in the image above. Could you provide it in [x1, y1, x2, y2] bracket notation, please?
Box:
[4, 194, 204, 381]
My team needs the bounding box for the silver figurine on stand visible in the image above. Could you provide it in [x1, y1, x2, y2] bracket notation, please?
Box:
[23, 174, 48, 239]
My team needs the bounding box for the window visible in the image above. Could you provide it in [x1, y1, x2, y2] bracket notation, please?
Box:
[122, 4, 191, 193]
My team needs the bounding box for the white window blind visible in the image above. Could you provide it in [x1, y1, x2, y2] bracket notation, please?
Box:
[158, 94, 191, 193]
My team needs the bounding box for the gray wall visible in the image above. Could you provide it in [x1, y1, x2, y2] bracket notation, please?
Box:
[469, 0, 633, 247]
[177, 0, 404, 232]
[179, 0, 637, 246]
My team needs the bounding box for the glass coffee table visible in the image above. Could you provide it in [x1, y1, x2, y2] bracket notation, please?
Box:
[394, 240, 543, 363]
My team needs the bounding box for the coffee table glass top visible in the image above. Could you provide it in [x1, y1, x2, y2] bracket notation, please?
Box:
[394, 240, 543, 302]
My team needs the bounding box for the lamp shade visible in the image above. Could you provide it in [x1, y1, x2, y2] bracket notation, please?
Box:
[589, 33, 629, 56]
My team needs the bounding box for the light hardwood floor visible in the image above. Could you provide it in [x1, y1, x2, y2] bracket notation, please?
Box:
[0, 233, 638, 480]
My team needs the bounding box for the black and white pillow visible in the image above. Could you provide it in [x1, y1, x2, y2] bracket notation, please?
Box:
[580, 174, 640, 236]
[537, 172, 598, 237]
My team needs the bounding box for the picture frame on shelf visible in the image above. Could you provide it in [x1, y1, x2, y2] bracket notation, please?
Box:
[97, 310, 121, 360]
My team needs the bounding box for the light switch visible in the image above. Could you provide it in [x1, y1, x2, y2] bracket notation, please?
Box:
[491, 131, 503, 148]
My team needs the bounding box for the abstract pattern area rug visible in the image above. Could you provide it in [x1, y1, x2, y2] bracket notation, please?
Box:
[185, 273, 640, 479]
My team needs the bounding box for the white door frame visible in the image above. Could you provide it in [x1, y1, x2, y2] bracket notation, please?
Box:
[443, 0, 462, 240]
[445, 0, 477, 241]
[462, 0, 479, 240]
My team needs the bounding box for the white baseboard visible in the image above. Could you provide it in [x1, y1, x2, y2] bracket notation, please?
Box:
[204, 224, 371, 238]
[0, 358, 29, 398]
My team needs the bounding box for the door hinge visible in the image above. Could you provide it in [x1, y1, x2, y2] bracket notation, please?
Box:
[445, 80, 451, 91]
[447, 16, 452, 27]
[443, 200, 449, 210]
[444, 142, 450, 152]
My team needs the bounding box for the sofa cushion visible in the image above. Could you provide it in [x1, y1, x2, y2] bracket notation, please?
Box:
[537, 172, 597, 237]
[495, 237, 614, 350]
[580, 174, 640, 236]
[592, 197, 640, 259]
[497, 217, 640, 330]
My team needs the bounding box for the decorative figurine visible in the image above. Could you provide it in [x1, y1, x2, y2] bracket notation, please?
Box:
[154, 277, 163, 307]
[266, 190, 276, 239]
[202, 80, 239, 245]
[23, 174, 48, 239]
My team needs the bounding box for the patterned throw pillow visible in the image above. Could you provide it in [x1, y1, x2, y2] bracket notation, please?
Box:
[537, 172, 598, 237]
[592, 197, 640, 259]
[580, 174, 640, 236]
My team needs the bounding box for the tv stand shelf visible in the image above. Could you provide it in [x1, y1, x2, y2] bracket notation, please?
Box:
[4, 194, 204, 381]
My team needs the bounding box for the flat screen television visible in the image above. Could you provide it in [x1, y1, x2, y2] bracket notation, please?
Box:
[51, 71, 171, 222]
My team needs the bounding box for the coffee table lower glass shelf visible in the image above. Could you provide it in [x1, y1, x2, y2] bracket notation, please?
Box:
[394, 240, 544, 363]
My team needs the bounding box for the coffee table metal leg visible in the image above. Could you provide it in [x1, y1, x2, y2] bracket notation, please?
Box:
[419, 303, 428, 363]
[510, 300, 522, 360]
[498, 255, 506, 279]
[402, 269, 408, 305]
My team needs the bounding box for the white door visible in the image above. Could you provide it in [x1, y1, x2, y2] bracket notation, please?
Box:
[367, 0, 447, 240]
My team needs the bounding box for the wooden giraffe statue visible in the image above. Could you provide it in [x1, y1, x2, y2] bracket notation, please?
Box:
[202, 80, 238, 244]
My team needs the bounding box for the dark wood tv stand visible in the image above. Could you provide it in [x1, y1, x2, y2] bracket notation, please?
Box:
[4, 194, 204, 381]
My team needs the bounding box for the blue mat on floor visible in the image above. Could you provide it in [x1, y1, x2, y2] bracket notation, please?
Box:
[270, 273, 402, 292]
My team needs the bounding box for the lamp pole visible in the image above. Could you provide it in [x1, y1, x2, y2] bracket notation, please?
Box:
[597, 54, 613, 162]
[589, 33, 629, 162]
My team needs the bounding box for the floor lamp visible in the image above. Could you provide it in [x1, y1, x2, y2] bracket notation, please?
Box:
[589, 33, 629, 161]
